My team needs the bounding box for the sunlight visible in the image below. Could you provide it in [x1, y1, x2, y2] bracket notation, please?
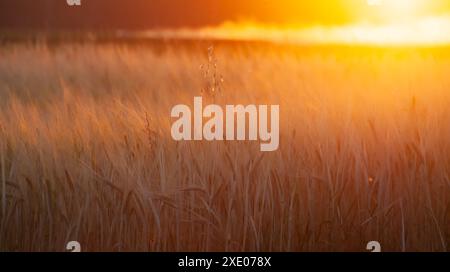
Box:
[135, 0, 450, 46]
[140, 16, 450, 46]
[367, 0, 418, 10]
[366, 0, 424, 21]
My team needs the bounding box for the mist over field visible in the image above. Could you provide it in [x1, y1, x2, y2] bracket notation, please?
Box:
[0, 40, 449, 251]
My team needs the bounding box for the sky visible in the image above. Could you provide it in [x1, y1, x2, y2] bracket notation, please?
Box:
[1, 0, 450, 30]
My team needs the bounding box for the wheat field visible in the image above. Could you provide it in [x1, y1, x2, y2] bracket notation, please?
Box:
[0, 41, 449, 251]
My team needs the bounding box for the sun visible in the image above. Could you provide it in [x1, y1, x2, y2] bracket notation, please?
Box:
[366, 0, 422, 20]
[366, 0, 421, 12]
[367, 0, 383, 6]
[386, 0, 419, 11]
[367, 0, 415, 8]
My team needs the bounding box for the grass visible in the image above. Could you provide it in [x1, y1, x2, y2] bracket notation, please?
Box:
[0, 41, 449, 251]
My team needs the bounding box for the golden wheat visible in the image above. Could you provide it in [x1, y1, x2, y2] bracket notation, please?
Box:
[0, 42, 449, 251]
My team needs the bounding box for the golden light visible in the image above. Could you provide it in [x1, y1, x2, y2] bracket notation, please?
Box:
[366, 0, 425, 21]
[367, 0, 417, 8]
[367, 0, 383, 6]
[367, 0, 415, 9]
[140, 0, 450, 45]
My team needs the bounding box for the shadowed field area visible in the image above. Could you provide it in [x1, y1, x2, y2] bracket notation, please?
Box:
[0, 40, 449, 251]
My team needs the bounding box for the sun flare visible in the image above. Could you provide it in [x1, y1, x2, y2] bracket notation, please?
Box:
[141, 15, 450, 46]
[367, 0, 417, 9]
[366, 0, 424, 20]
[135, 0, 450, 46]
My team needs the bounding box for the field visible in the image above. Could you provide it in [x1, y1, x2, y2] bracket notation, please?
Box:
[0, 39, 449, 251]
